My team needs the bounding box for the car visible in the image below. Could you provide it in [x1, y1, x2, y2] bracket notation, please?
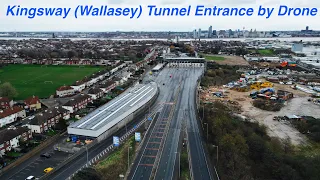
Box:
[40, 153, 51, 158]
[25, 176, 35, 180]
[44, 167, 54, 173]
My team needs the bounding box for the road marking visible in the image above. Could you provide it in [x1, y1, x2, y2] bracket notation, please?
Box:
[148, 142, 161, 144]
[139, 164, 154, 166]
[143, 155, 157, 158]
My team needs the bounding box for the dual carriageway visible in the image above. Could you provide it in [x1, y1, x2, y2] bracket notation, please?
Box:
[1, 61, 215, 180]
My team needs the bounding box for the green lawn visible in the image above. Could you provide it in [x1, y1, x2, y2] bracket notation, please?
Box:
[0, 65, 104, 100]
[203, 55, 225, 61]
[258, 49, 274, 56]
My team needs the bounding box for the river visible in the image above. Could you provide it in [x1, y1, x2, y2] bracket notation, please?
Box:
[1, 37, 320, 42]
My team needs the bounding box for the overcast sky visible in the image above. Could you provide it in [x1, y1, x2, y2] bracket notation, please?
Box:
[0, 0, 319, 31]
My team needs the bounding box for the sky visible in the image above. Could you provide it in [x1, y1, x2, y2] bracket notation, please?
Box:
[0, 0, 319, 31]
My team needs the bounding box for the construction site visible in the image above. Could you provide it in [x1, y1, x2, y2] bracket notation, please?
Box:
[200, 63, 320, 145]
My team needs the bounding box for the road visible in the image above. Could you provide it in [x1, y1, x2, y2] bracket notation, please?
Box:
[130, 64, 213, 180]
[129, 67, 181, 180]
[0, 134, 68, 180]
[154, 66, 212, 180]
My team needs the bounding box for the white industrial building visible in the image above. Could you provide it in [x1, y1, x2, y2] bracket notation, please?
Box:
[67, 82, 159, 140]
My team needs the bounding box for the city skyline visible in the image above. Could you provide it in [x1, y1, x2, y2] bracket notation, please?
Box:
[0, 0, 320, 31]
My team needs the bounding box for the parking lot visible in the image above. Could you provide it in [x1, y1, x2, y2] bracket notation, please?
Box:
[8, 151, 71, 180]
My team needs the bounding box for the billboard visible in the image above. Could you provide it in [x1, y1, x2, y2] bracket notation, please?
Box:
[113, 136, 120, 147]
[135, 132, 141, 142]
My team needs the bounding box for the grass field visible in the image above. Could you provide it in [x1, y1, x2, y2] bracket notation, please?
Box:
[258, 49, 274, 56]
[203, 55, 225, 61]
[0, 64, 104, 100]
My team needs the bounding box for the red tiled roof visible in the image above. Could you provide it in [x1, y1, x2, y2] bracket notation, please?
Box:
[57, 86, 73, 91]
[24, 96, 40, 105]
[0, 106, 24, 118]
[0, 97, 11, 103]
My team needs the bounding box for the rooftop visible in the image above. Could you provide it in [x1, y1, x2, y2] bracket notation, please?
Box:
[68, 82, 158, 136]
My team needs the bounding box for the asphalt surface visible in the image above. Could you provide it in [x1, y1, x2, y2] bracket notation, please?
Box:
[46, 105, 158, 180]
[0, 134, 69, 180]
[130, 64, 213, 180]
[130, 67, 181, 180]
[154, 66, 204, 180]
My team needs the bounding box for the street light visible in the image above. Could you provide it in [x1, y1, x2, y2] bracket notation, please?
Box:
[212, 145, 219, 166]
[128, 146, 132, 170]
[85, 146, 89, 164]
[204, 123, 209, 141]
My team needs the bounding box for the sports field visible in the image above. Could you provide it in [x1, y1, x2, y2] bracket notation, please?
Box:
[0, 64, 104, 100]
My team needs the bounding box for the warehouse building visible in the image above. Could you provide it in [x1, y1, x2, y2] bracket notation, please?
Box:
[67, 82, 159, 141]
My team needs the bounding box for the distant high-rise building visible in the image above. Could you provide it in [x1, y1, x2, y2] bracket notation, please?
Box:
[306, 26, 309, 31]
[208, 26, 213, 38]
[193, 29, 197, 39]
[198, 28, 201, 39]
[212, 30, 217, 36]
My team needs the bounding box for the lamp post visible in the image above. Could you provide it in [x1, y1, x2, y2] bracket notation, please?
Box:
[128, 146, 132, 170]
[213, 145, 219, 166]
[86, 146, 89, 164]
[204, 123, 208, 141]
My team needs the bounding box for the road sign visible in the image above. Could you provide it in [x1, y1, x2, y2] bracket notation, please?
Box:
[113, 136, 120, 147]
[135, 132, 141, 142]
[148, 117, 152, 121]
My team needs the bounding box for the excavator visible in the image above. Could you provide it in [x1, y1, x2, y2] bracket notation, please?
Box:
[280, 61, 297, 68]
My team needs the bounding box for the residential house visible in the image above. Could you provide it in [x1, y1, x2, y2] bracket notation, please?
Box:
[0, 127, 32, 155]
[0, 97, 13, 109]
[62, 94, 92, 113]
[121, 71, 132, 82]
[0, 107, 26, 127]
[86, 77, 99, 87]
[24, 96, 41, 111]
[113, 77, 122, 86]
[26, 106, 70, 134]
[56, 86, 75, 97]
[88, 88, 104, 100]
[71, 81, 86, 92]
[99, 81, 116, 93]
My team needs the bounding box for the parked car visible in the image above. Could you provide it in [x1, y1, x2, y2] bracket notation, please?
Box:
[40, 153, 51, 158]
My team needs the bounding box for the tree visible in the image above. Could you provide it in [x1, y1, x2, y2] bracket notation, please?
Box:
[0, 82, 18, 99]
[54, 119, 68, 130]
[72, 167, 102, 180]
[67, 50, 77, 59]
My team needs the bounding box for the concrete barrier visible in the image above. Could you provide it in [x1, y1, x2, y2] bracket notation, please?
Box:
[0, 132, 65, 176]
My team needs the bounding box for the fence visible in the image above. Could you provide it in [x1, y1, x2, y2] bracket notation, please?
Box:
[0, 132, 64, 176]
